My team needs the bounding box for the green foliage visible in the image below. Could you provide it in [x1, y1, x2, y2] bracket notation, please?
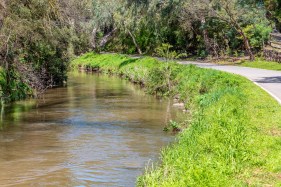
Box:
[0, 0, 81, 103]
[71, 53, 281, 186]
[163, 120, 181, 132]
[264, 0, 281, 31]
[0, 68, 32, 103]
[243, 23, 272, 49]
[100, 0, 273, 58]
[146, 62, 182, 96]
[24, 42, 68, 86]
[155, 43, 180, 61]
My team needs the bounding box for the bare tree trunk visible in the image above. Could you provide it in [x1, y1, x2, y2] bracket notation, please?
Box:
[91, 27, 98, 50]
[233, 23, 255, 61]
[98, 28, 117, 48]
[128, 30, 142, 55]
[223, 6, 255, 61]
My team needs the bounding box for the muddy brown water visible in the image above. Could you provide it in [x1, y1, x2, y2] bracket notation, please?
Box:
[0, 72, 177, 187]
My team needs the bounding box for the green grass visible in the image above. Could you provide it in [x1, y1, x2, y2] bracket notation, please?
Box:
[239, 58, 281, 71]
[70, 53, 281, 186]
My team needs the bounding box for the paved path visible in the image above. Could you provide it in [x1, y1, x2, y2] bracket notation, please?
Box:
[130, 55, 281, 104]
[179, 61, 281, 104]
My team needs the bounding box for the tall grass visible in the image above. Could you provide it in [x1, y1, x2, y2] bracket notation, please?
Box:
[70, 53, 281, 186]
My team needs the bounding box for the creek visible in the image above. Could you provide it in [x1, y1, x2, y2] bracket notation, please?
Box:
[0, 72, 177, 187]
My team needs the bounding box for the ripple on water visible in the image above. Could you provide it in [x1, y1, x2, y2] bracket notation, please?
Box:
[0, 73, 177, 186]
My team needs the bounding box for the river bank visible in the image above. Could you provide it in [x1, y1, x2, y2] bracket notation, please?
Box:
[70, 53, 281, 186]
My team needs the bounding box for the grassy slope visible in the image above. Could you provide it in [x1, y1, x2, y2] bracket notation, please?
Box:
[70, 53, 281, 186]
[239, 58, 281, 71]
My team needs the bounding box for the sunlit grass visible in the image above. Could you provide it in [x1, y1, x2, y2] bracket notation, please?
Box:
[70, 53, 281, 186]
[240, 58, 281, 71]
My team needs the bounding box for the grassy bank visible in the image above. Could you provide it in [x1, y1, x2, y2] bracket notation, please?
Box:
[239, 58, 281, 71]
[70, 53, 281, 186]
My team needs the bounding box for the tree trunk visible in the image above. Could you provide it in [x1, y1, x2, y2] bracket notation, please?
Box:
[98, 28, 117, 48]
[91, 27, 98, 50]
[128, 30, 142, 55]
[234, 24, 255, 61]
[224, 7, 255, 61]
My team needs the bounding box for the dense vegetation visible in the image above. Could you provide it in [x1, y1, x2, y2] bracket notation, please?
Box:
[1, 0, 281, 185]
[71, 53, 281, 186]
[1, 0, 281, 102]
[0, 0, 95, 102]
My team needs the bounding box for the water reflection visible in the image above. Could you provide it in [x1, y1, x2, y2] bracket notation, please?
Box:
[0, 72, 177, 186]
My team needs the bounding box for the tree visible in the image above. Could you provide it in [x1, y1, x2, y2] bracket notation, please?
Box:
[0, 0, 72, 99]
[88, 0, 120, 51]
[178, 0, 270, 60]
[211, 0, 258, 60]
[114, 3, 144, 54]
[264, 0, 281, 31]
[180, 0, 220, 57]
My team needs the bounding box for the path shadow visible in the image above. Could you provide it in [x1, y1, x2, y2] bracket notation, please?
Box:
[256, 76, 281, 83]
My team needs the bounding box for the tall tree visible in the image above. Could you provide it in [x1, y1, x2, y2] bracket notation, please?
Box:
[0, 0, 71, 98]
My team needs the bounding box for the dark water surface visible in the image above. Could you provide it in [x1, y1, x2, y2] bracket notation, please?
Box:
[0, 72, 176, 187]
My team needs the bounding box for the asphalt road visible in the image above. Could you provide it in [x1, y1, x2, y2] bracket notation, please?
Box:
[179, 61, 281, 104]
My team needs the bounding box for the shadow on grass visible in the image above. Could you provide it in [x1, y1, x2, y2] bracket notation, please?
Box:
[118, 58, 139, 68]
